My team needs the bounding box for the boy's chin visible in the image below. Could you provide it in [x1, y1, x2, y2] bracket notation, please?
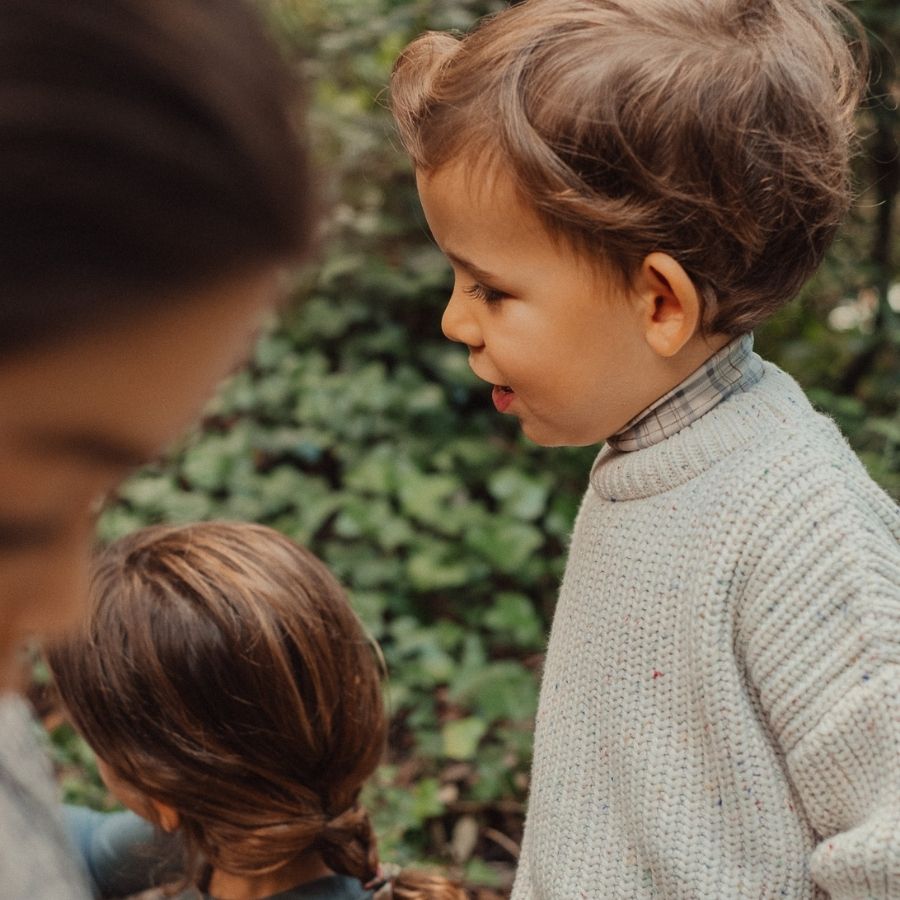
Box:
[520, 420, 604, 449]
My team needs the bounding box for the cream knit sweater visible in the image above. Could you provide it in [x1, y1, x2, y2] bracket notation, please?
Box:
[511, 362, 900, 899]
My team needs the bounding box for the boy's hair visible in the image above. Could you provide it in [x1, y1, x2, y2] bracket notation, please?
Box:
[391, 0, 867, 335]
[47, 522, 465, 900]
[0, 0, 312, 355]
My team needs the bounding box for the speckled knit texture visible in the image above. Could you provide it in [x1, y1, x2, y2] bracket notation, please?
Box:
[511, 362, 900, 900]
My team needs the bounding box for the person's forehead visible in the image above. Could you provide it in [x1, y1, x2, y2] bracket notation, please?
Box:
[419, 159, 607, 290]
[0, 266, 279, 447]
[418, 158, 522, 212]
[418, 160, 550, 254]
[0, 347, 177, 470]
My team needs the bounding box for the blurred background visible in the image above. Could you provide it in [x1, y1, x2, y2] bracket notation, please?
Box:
[38, 1, 898, 895]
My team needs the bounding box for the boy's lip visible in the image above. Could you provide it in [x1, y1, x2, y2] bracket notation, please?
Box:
[492, 384, 516, 413]
[469, 360, 515, 413]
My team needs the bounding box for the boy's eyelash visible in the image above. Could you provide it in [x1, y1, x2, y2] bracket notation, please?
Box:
[464, 282, 506, 304]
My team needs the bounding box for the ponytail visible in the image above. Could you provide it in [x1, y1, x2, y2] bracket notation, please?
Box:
[317, 805, 467, 900]
[315, 805, 380, 884]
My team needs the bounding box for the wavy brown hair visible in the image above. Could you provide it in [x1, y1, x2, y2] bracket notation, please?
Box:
[47, 522, 465, 899]
[391, 0, 867, 335]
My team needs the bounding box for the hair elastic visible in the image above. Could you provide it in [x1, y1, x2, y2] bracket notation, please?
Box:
[366, 862, 401, 899]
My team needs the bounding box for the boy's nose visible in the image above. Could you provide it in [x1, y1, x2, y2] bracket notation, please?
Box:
[441, 287, 483, 348]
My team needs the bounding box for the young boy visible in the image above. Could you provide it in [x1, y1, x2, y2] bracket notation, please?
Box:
[391, 0, 900, 897]
[0, 0, 312, 895]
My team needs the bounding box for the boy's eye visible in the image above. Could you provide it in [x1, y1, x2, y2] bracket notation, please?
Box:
[464, 282, 506, 304]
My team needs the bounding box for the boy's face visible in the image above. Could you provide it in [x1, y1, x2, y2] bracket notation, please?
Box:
[417, 162, 659, 447]
[0, 268, 279, 679]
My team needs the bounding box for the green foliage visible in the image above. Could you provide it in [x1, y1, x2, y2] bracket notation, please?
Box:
[52, 0, 899, 892]
[51, 724, 111, 811]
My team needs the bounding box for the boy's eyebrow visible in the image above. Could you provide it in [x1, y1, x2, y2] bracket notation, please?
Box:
[20, 428, 158, 473]
[445, 251, 502, 285]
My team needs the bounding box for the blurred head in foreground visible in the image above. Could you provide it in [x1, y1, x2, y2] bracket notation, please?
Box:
[47, 521, 465, 899]
[0, 0, 313, 663]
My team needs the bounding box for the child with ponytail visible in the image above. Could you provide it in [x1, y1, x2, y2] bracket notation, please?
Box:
[47, 522, 466, 900]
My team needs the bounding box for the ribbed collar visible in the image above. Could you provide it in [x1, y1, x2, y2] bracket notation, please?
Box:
[590, 359, 809, 502]
[608, 334, 764, 452]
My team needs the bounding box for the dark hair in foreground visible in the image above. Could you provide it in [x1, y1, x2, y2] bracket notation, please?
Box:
[47, 522, 465, 899]
[392, 0, 867, 335]
[0, 0, 313, 355]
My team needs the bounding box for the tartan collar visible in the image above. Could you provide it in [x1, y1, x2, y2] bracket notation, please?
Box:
[607, 333, 764, 452]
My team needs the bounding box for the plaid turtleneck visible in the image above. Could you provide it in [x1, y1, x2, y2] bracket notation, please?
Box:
[607, 333, 764, 452]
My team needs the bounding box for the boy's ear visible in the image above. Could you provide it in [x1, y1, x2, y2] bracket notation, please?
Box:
[150, 799, 181, 833]
[636, 252, 702, 358]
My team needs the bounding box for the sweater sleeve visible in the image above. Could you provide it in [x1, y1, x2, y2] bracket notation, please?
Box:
[736, 460, 900, 899]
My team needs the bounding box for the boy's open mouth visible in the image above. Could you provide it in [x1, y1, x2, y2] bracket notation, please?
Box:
[492, 384, 515, 413]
